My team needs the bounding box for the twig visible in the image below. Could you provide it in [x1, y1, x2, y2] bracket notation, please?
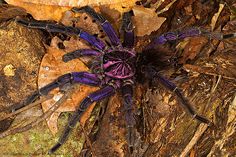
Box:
[81, 125, 96, 156]
[0, 94, 53, 121]
[180, 123, 209, 157]
[0, 86, 76, 138]
[211, 75, 222, 93]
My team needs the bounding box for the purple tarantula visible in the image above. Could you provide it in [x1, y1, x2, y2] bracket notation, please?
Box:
[10, 6, 235, 154]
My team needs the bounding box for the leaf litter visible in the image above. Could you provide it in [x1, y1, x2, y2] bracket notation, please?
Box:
[0, 0, 236, 156]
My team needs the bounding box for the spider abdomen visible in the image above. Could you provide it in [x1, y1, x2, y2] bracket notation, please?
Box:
[103, 49, 136, 79]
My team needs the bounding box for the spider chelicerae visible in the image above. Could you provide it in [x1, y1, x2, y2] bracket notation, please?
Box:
[4, 6, 236, 154]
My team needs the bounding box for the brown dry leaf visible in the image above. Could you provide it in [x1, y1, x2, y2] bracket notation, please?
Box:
[38, 37, 98, 134]
[6, 0, 136, 7]
[5, 1, 69, 21]
[0, 4, 27, 22]
[133, 5, 166, 36]
[6, 0, 137, 21]
[179, 37, 208, 64]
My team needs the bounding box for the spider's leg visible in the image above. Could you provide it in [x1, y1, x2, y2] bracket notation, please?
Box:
[147, 27, 236, 48]
[62, 49, 100, 62]
[48, 85, 115, 154]
[16, 18, 106, 50]
[156, 74, 211, 124]
[72, 6, 121, 47]
[121, 11, 135, 48]
[8, 72, 100, 112]
[121, 83, 136, 151]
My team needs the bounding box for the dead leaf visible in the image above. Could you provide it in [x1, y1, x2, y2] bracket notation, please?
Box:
[5, 1, 69, 21]
[38, 37, 98, 134]
[6, 0, 136, 7]
[6, 0, 138, 21]
[0, 4, 27, 22]
[179, 37, 208, 64]
[133, 5, 166, 36]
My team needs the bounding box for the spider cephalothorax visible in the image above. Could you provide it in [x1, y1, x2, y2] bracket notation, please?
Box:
[3, 5, 236, 154]
[102, 48, 136, 79]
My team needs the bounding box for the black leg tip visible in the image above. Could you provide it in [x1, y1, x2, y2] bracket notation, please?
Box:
[71, 7, 85, 13]
[128, 145, 134, 154]
[62, 55, 72, 62]
[15, 17, 28, 26]
[207, 121, 214, 127]
[48, 143, 62, 154]
[195, 114, 213, 126]
[71, 6, 92, 13]
[48, 150, 53, 155]
[223, 33, 235, 39]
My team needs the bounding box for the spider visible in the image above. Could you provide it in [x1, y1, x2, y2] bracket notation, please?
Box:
[7, 6, 235, 154]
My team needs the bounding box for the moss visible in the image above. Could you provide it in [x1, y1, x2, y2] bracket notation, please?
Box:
[0, 114, 85, 156]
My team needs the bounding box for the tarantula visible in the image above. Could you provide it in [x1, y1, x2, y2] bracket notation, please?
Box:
[4, 6, 235, 154]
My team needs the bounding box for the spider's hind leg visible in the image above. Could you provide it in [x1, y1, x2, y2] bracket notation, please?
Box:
[72, 6, 121, 47]
[121, 83, 136, 153]
[155, 73, 211, 125]
[147, 27, 236, 49]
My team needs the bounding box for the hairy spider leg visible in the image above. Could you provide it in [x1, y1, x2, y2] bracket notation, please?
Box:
[49, 85, 115, 154]
[121, 11, 135, 48]
[156, 74, 211, 124]
[62, 49, 101, 62]
[121, 83, 136, 152]
[147, 27, 236, 48]
[8, 72, 100, 112]
[72, 6, 121, 47]
[16, 18, 106, 50]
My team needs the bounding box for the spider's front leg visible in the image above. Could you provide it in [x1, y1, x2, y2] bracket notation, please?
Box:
[147, 27, 236, 48]
[121, 83, 136, 152]
[6, 72, 100, 113]
[62, 49, 101, 62]
[155, 73, 211, 124]
[120, 11, 135, 48]
[16, 18, 106, 50]
[49, 85, 116, 154]
[72, 6, 121, 47]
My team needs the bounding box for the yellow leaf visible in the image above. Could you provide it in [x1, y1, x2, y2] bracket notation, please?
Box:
[6, 0, 138, 21]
